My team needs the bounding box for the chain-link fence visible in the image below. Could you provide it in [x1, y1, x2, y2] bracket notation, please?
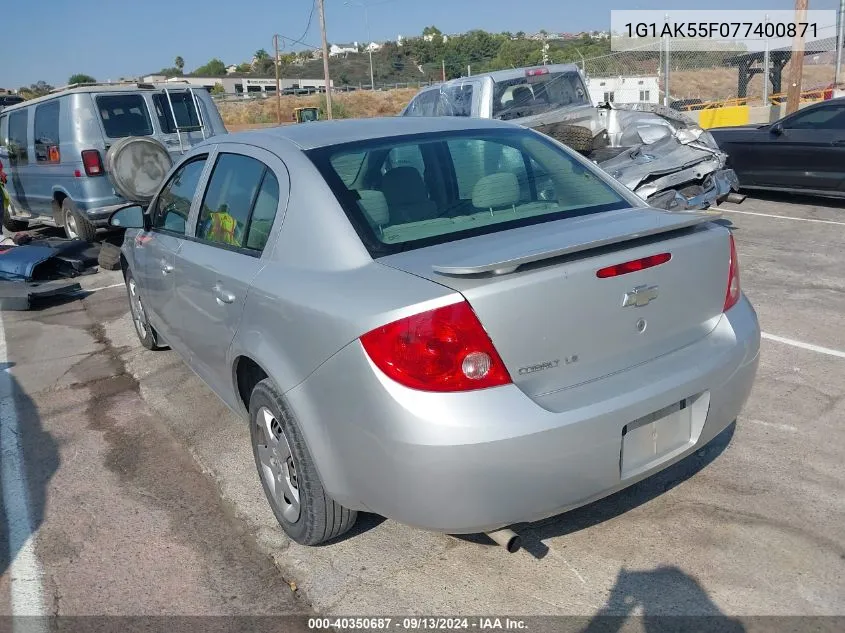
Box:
[582, 21, 842, 110]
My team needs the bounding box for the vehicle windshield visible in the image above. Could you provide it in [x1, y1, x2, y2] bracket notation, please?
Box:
[492, 71, 589, 120]
[307, 128, 629, 257]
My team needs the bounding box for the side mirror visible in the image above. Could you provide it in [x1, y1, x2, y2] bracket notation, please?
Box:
[108, 204, 147, 230]
[770, 122, 784, 136]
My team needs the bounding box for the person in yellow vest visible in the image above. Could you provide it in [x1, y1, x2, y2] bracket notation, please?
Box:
[206, 204, 240, 246]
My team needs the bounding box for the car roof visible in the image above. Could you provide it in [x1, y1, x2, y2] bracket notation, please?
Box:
[0, 82, 198, 112]
[216, 116, 524, 151]
[429, 63, 582, 88]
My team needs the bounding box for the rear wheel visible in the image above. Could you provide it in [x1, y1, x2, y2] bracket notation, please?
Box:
[249, 379, 357, 545]
[2, 199, 28, 233]
[62, 198, 97, 242]
[125, 268, 161, 350]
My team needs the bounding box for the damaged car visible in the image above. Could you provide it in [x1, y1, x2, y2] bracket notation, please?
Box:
[401, 64, 739, 211]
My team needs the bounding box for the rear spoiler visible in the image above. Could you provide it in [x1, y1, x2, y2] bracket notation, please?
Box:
[432, 209, 722, 276]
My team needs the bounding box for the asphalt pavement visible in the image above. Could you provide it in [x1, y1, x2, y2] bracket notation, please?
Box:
[1, 192, 843, 622]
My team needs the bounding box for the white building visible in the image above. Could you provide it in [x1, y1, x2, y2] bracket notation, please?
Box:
[329, 42, 359, 57]
[587, 76, 659, 105]
[364, 42, 382, 52]
[142, 75, 333, 96]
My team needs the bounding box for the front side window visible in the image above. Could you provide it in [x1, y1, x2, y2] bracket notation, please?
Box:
[783, 104, 845, 130]
[308, 129, 628, 256]
[152, 157, 208, 234]
[35, 101, 61, 163]
[197, 153, 268, 249]
[96, 94, 153, 138]
[492, 71, 589, 120]
[8, 109, 29, 165]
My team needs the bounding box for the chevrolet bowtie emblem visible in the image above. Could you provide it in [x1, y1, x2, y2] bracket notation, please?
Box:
[622, 284, 659, 308]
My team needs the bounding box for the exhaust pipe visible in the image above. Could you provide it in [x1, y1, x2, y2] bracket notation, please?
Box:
[486, 528, 522, 553]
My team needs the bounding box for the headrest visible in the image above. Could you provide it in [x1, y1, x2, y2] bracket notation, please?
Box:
[381, 166, 428, 204]
[357, 189, 390, 227]
[472, 172, 520, 209]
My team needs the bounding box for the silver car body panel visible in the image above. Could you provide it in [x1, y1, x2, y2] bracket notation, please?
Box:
[121, 118, 760, 534]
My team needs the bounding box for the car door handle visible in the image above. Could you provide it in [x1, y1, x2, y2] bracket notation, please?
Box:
[833, 140, 845, 146]
[213, 284, 236, 305]
[161, 261, 174, 275]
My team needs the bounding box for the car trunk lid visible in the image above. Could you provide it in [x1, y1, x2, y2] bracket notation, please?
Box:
[377, 207, 730, 400]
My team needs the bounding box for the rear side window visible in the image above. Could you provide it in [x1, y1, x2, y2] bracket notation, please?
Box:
[197, 153, 278, 252]
[152, 92, 202, 133]
[96, 94, 153, 138]
[8, 109, 29, 165]
[308, 129, 628, 256]
[35, 101, 61, 163]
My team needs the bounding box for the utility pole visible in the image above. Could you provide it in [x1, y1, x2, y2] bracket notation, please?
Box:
[318, 0, 333, 119]
[785, 0, 808, 115]
[442, 59, 446, 81]
[836, 0, 845, 85]
[273, 34, 282, 125]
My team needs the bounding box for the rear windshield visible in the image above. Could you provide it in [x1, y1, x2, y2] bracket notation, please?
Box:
[307, 128, 629, 257]
[96, 94, 153, 138]
[152, 92, 203, 133]
[492, 71, 589, 120]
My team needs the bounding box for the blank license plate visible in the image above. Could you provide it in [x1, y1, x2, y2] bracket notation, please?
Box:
[621, 400, 693, 479]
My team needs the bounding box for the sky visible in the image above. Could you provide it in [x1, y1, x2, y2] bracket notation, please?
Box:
[3, 0, 842, 88]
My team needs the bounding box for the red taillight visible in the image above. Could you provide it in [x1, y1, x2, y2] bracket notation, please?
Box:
[724, 233, 741, 311]
[81, 150, 103, 176]
[526, 67, 549, 77]
[596, 253, 672, 278]
[360, 301, 512, 392]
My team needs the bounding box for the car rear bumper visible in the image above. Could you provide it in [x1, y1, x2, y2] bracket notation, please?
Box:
[285, 296, 760, 534]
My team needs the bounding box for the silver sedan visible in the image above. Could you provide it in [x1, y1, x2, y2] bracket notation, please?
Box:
[110, 116, 760, 546]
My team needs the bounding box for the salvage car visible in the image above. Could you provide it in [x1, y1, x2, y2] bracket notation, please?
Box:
[708, 97, 845, 198]
[110, 117, 760, 546]
[401, 64, 739, 211]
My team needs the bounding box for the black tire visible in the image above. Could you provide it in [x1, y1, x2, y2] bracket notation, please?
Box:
[62, 198, 97, 242]
[2, 199, 28, 233]
[124, 268, 161, 350]
[534, 123, 596, 154]
[98, 242, 122, 271]
[249, 378, 357, 545]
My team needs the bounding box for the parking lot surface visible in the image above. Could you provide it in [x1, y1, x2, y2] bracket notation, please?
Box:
[2, 192, 844, 618]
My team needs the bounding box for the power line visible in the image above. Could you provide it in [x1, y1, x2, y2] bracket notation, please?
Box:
[284, 0, 317, 49]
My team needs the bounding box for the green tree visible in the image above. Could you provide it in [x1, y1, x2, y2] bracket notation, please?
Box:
[158, 67, 184, 76]
[68, 73, 96, 85]
[210, 83, 225, 95]
[18, 81, 53, 98]
[422, 26, 442, 37]
[175, 56, 185, 72]
[192, 58, 227, 76]
[235, 62, 253, 73]
[254, 49, 270, 60]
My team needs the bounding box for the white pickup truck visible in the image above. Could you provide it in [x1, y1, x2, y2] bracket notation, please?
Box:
[401, 64, 740, 211]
